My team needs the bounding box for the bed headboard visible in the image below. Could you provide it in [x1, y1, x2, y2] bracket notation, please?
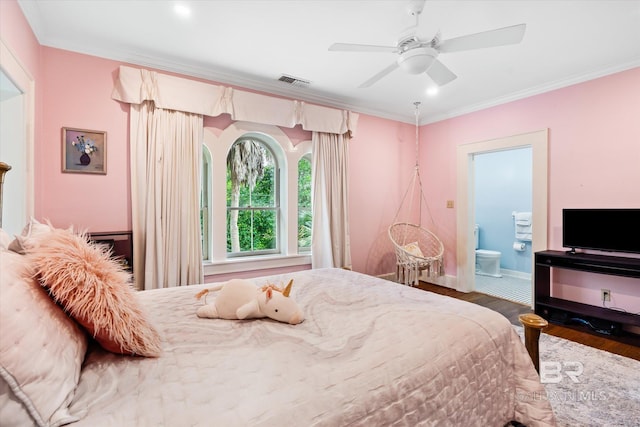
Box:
[0, 161, 11, 228]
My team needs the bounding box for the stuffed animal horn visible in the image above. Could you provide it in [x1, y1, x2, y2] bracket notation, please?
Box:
[283, 279, 293, 297]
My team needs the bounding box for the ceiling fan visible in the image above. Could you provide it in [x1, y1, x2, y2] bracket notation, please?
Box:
[328, 0, 526, 88]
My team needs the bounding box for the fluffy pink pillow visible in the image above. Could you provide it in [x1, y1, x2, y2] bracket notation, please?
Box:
[28, 227, 162, 357]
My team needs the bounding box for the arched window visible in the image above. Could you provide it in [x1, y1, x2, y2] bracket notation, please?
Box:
[201, 123, 312, 275]
[226, 137, 279, 256]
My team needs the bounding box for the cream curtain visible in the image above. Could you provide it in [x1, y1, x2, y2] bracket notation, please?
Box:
[311, 132, 351, 269]
[130, 101, 204, 290]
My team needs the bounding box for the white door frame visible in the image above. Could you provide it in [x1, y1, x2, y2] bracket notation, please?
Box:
[456, 129, 548, 308]
[0, 39, 35, 227]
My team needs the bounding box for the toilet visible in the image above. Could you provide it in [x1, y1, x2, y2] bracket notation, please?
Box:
[474, 225, 502, 277]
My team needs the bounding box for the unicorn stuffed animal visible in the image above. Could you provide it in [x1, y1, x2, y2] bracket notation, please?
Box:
[195, 279, 304, 325]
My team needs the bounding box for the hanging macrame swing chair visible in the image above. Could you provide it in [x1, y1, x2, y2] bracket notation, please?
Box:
[388, 102, 445, 286]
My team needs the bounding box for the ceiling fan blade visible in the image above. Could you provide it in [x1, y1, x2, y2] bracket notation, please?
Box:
[329, 42, 398, 53]
[437, 23, 526, 53]
[426, 59, 457, 86]
[359, 62, 399, 88]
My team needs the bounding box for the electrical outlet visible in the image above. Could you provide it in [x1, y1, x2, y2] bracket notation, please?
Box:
[601, 289, 611, 302]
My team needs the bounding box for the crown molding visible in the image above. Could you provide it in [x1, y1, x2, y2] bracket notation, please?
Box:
[422, 59, 640, 125]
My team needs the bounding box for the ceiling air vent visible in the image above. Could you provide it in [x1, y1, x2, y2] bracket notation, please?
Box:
[277, 74, 310, 88]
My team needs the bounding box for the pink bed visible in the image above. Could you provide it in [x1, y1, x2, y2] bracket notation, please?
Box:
[0, 221, 556, 426]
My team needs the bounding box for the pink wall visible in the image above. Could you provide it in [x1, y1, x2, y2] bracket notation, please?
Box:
[39, 48, 131, 232]
[422, 67, 640, 311]
[0, 0, 40, 76]
[349, 114, 415, 275]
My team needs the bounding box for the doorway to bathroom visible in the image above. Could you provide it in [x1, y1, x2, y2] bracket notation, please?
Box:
[0, 40, 34, 235]
[455, 129, 548, 309]
[474, 147, 532, 305]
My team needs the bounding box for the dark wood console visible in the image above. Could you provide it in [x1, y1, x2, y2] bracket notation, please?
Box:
[534, 250, 640, 343]
[88, 231, 133, 273]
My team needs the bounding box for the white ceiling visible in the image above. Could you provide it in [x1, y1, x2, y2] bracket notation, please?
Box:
[18, 0, 640, 124]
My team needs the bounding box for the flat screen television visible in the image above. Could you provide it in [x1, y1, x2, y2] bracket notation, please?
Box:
[562, 208, 640, 254]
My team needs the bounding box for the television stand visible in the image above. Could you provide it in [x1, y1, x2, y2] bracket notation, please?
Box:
[534, 250, 640, 346]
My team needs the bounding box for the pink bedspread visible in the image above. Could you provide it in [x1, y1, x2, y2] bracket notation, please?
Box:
[69, 268, 555, 426]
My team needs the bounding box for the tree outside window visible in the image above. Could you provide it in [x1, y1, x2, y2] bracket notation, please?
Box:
[201, 147, 211, 259]
[226, 138, 278, 255]
[298, 155, 312, 252]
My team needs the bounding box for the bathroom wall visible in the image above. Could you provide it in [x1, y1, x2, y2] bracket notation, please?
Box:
[474, 146, 532, 274]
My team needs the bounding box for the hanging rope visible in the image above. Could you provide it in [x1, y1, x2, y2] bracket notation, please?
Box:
[393, 102, 421, 229]
[392, 102, 434, 237]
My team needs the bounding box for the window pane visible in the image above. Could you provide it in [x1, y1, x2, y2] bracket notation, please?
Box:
[201, 149, 210, 260]
[251, 162, 275, 207]
[252, 209, 277, 250]
[227, 169, 252, 208]
[298, 156, 312, 250]
[226, 139, 271, 208]
[226, 208, 277, 253]
[298, 208, 312, 249]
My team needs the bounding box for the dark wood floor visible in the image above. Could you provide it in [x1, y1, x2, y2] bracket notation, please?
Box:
[416, 281, 640, 361]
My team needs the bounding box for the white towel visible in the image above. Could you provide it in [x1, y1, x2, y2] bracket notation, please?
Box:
[514, 212, 532, 241]
[515, 211, 532, 226]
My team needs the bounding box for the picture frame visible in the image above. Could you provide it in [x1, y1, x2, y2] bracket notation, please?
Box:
[62, 127, 107, 174]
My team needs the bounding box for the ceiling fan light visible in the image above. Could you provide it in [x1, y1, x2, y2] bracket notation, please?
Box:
[397, 47, 437, 74]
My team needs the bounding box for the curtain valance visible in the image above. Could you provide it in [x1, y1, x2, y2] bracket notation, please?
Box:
[112, 65, 359, 135]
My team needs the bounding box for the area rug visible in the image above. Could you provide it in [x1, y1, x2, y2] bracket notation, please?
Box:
[514, 327, 640, 426]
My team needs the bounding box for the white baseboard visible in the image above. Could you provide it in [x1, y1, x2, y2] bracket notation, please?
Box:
[420, 273, 458, 290]
[377, 272, 459, 290]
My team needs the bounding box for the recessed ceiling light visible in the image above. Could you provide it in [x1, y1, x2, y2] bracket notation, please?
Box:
[174, 3, 191, 18]
[426, 86, 439, 97]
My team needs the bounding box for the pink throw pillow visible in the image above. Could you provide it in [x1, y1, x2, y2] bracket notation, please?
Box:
[28, 228, 162, 357]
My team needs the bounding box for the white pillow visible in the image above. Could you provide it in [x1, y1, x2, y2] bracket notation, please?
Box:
[0, 228, 11, 250]
[403, 241, 424, 258]
[7, 218, 53, 254]
[0, 249, 87, 427]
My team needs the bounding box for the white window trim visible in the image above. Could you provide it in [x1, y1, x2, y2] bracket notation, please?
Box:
[203, 254, 311, 276]
[203, 122, 312, 274]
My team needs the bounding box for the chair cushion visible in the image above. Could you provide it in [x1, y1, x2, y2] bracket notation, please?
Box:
[403, 241, 424, 258]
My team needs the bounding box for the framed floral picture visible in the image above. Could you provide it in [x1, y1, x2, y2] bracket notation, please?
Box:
[62, 127, 107, 174]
